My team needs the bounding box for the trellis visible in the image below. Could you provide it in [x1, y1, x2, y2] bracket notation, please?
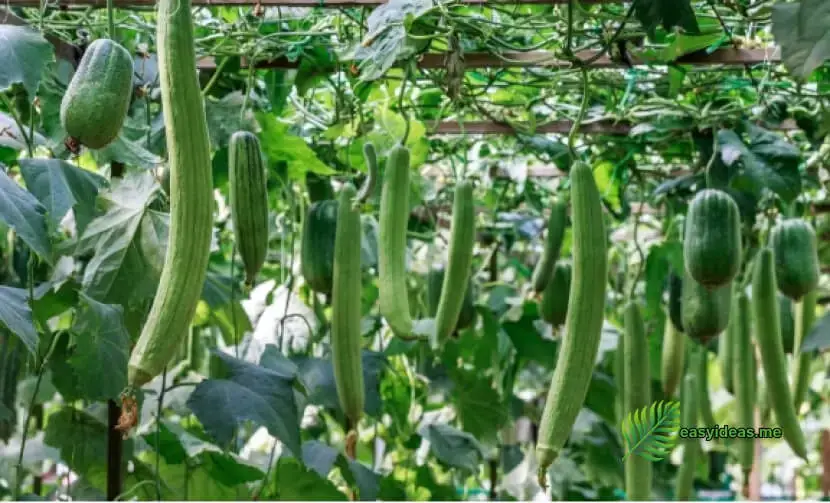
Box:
[0, 4, 790, 138]
[0, 0, 810, 187]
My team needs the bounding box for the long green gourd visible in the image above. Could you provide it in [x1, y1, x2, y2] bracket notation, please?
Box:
[614, 332, 625, 422]
[661, 314, 685, 397]
[229, 131, 269, 288]
[696, 346, 717, 428]
[733, 292, 755, 480]
[331, 184, 365, 431]
[623, 302, 652, 501]
[719, 297, 736, 394]
[751, 247, 807, 459]
[539, 262, 571, 327]
[531, 199, 568, 293]
[378, 145, 413, 336]
[675, 374, 699, 501]
[127, 0, 213, 389]
[535, 162, 607, 485]
[792, 289, 817, 411]
[432, 181, 476, 348]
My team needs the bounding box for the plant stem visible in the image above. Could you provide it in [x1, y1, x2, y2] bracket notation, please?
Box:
[107, 400, 123, 500]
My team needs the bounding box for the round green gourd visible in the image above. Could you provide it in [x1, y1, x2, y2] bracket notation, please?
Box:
[683, 189, 742, 289]
[531, 199, 568, 293]
[661, 313, 685, 397]
[539, 261, 571, 327]
[301, 199, 378, 295]
[427, 266, 476, 333]
[680, 268, 732, 346]
[771, 219, 820, 301]
[432, 181, 476, 348]
[301, 200, 339, 294]
[229, 131, 269, 288]
[622, 302, 652, 501]
[60, 38, 134, 150]
[733, 292, 755, 479]
[127, 0, 213, 388]
[535, 162, 608, 483]
[751, 247, 807, 459]
[378, 145, 413, 336]
[331, 184, 365, 428]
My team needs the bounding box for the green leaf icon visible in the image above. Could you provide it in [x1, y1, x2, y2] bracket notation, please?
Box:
[621, 400, 681, 462]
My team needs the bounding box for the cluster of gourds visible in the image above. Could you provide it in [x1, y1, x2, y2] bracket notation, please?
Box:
[58, 3, 822, 490]
[650, 189, 820, 500]
[60, 0, 266, 433]
[57, 0, 217, 406]
[297, 142, 481, 453]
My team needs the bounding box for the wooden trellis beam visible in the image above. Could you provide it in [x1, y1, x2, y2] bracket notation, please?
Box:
[5, 0, 613, 7]
[195, 47, 781, 71]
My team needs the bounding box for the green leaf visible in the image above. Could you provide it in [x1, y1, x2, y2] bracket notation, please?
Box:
[666, 67, 686, 98]
[419, 423, 484, 473]
[205, 91, 259, 148]
[632, 0, 699, 39]
[18, 158, 107, 234]
[501, 303, 558, 367]
[771, 2, 830, 79]
[151, 455, 252, 500]
[351, 0, 434, 81]
[366, 108, 429, 167]
[620, 400, 680, 462]
[0, 168, 52, 263]
[92, 133, 163, 170]
[302, 440, 381, 501]
[186, 350, 302, 456]
[67, 293, 130, 401]
[137, 209, 169, 278]
[0, 285, 38, 355]
[0, 26, 55, 98]
[799, 311, 830, 352]
[256, 113, 335, 180]
[294, 351, 387, 418]
[646, 30, 725, 62]
[76, 172, 159, 305]
[295, 47, 336, 96]
[593, 160, 622, 214]
[272, 457, 347, 500]
[450, 369, 509, 444]
[500, 444, 524, 474]
[717, 127, 802, 202]
[43, 406, 135, 477]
